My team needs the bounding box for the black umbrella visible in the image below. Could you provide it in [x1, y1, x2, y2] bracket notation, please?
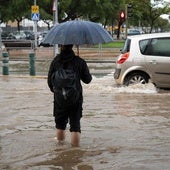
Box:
[42, 20, 113, 45]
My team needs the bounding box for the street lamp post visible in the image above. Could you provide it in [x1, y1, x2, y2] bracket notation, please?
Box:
[34, 0, 38, 48]
[53, 0, 59, 56]
[0, 27, 3, 63]
[125, 4, 128, 39]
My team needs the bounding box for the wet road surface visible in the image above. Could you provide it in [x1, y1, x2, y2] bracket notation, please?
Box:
[0, 72, 170, 170]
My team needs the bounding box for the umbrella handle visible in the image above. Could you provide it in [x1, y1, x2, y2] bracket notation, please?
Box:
[76, 45, 79, 56]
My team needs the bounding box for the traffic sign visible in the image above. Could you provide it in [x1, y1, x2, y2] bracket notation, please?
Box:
[31, 5, 39, 13]
[31, 13, 40, 21]
[119, 11, 125, 22]
[120, 11, 125, 18]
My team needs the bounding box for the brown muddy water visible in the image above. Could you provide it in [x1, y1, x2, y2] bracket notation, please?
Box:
[0, 64, 170, 170]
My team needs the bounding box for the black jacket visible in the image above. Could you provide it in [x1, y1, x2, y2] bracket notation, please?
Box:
[47, 49, 92, 100]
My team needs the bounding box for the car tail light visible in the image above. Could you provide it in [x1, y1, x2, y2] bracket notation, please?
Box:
[117, 52, 130, 64]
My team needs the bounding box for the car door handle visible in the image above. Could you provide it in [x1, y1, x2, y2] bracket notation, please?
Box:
[149, 60, 157, 64]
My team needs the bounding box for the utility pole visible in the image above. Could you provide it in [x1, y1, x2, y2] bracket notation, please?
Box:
[0, 27, 2, 59]
[34, 0, 38, 48]
[125, 4, 128, 39]
[53, 0, 59, 56]
[29, 0, 39, 75]
[125, 4, 132, 39]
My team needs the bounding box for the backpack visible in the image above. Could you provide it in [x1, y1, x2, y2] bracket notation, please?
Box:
[52, 62, 80, 107]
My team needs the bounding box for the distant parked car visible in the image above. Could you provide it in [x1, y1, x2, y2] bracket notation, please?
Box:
[22, 30, 35, 40]
[1, 31, 12, 40]
[2, 30, 35, 40]
[12, 31, 26, 40]
[127, 29, 141, 36]
[4, 32, 17, 40]
[38, 31, 52, 47]
[114, 32, 170, 88]
[122, 29, 141, 39]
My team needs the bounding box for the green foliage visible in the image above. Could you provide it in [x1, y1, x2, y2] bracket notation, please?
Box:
[125, 0, 170, 32]
[0, 0, 11, 23]
[93, 41, 124, 48]
[0, 0, 169, 32]
[102, 41, 124, 48]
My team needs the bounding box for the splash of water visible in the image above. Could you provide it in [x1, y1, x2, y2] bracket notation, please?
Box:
[83, 74, 157, 94]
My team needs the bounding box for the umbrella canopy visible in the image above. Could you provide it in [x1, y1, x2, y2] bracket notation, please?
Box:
[42, 20, 113, 45]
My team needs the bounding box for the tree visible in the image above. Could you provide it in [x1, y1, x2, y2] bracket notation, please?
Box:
[0, 0, 132, 33]
[142, 0, 170, 32]
[57, 0, 121, 26]
[126, 0, 170, 33]
[155, 17, 170, 32]
[0, 0, 53, 30]
[7, 0, 32, 31]
[37, 0, 53, 30]
[0, 0, 169, 33]
[0, 0, 11, 24]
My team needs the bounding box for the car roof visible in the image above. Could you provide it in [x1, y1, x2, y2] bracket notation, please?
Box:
[127, 32, 170, 40]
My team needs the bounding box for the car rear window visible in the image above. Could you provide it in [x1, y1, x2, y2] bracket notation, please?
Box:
[121, 39, 131, 54]
[139, 37, 170, 57]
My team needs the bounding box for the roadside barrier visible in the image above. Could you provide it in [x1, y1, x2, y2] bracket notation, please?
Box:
[1, 40, 36, 76]
[2, 52, 9, 75]
[29, 52, 36, 76]
[2, 40, 34, 50]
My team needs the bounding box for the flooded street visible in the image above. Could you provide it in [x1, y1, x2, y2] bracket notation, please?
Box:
[0, 64, 170, 170]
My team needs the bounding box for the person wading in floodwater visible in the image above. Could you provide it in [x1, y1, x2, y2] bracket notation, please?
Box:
[47, 44, 92, 147]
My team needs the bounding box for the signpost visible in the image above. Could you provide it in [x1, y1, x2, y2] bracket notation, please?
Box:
[31, 5, 39, 21]
[31, 2, 39, 48]
[30, 0, 39, 75]
[31, 5, 39, 13]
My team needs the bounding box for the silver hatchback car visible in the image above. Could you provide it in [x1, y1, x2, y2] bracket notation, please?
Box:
[114, 33, 170, 88]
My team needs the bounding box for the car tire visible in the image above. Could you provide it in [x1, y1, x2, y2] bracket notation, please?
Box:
[124, 72, 149, 86]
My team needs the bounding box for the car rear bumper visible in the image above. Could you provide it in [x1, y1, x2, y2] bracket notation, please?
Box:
[114, 68, 121, 79]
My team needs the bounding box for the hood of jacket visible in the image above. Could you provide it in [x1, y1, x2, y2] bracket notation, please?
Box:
[57, 49, 75, 63]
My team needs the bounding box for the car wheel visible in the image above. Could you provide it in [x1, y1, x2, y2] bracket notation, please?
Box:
[124, 72, 149, 86]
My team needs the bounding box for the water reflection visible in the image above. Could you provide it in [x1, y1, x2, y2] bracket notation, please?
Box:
[0, 71, 170, 169]
[29, 148, 94, 170]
